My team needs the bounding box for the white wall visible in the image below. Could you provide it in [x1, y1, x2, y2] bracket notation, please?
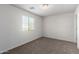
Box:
[43, 13, 76, 43]
[0, 5, 42, 53]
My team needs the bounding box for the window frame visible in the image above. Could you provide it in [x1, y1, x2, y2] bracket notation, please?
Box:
[22, 16, 35, 31]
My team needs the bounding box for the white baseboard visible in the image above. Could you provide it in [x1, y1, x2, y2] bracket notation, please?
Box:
[44, 36, 76, 43]
[0, 50, 9, 54]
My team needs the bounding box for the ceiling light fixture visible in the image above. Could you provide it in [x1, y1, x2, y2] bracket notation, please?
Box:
[40, 4, 49, 10]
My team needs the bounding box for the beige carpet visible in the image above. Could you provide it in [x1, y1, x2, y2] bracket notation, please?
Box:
[3, 37, 79, 54]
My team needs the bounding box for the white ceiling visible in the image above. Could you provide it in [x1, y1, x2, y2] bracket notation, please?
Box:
[13, 4, 77, 16]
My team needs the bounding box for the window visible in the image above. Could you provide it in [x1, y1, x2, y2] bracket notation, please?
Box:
[22, 16, 34, 31]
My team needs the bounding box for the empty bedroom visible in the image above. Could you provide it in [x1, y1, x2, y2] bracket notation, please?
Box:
[0, 4, 79, 54]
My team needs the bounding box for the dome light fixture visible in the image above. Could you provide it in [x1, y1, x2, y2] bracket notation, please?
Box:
[40, 4, 49, 10]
